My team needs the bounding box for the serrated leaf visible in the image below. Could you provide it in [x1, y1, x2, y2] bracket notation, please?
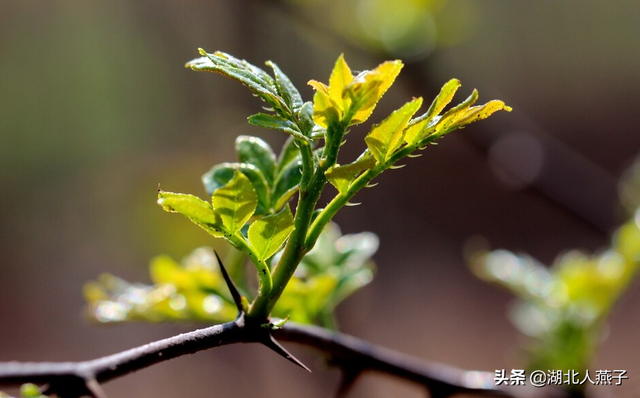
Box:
[157, 191, 224, 237]
[248, 206, 295, 261]
[365, 98, 423, 163]
[404, 79, 461, 145]
[308, 81, 340, 129]
[296, 101, 315, 137]
[432, 89, 479, 136]
[276, 136, 301, 177]
[420, 79, 462, 124]
[326, 153, 376, 194]
[187, 50, 281, 110]
[453, 100, 513, 129]
[328, 54, 353, 114]
[266, 60, 303, 112]
[202, 162, 270, 216]
[348, 60, 403, 125]
[212, 171, 257, 234]
[273, 186, 300, 211]
[248, 113, 310, 141]
[235, 135, 277, 183]
[273, 158, 302, 208]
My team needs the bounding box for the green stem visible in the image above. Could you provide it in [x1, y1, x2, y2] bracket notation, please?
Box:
[306, 143, 423, 248]
[248, 121, 346, 320]
[229, 233, 272, 299]
[306, 168, 379, 248]
[297, 139, 315, 189]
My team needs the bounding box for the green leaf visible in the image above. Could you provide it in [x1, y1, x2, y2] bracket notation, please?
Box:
[326, 153, 376, 194]
[365, 97, 423, 163]
[266, 60, 303, 112]
[273, 158, 302, 208]
[187, 50, 281, 110]
[247, 113, 310, 141]
[276, 136, 301, 179]
[248, 206, 295, 261]
[212, 171, 257, 234]
[157, 190, 224, 237]
[235, 135, 277, 184]
[202, 162, 270, 216]
[296, 101, 315, 137]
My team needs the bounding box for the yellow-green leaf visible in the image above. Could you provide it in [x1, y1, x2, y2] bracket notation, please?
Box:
[328, 54, 353, 114]
[404, 79, 461, 145]
[365, 97, 423, 163]
[434, 89, 479, 134]
[309, 80, 339, 128]
[326, 153, 376, 194]
[212, 171, 257, 234]
[158, 190, 224, 237]
[248, 206, 295, 261]
[454, 100, 513, 128]
[348, 60, 403, 125]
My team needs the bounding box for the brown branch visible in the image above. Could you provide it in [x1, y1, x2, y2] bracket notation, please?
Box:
[0, 319, 245, 397]
[275, 323, 513, 397]
[0, 319, 516, 398]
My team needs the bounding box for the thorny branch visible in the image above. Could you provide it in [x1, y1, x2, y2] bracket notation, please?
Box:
[0, 253, 516, 398]
[0, 320, 516, 398]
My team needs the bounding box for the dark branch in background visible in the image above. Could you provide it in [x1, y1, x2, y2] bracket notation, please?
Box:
[0, 321, 518, 398]
[0, 321, 242, 398]
[275, 324, 516, 398]
[0, 253, 516, 397]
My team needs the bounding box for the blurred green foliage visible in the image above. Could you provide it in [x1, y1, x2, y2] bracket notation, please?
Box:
[0, 384, 49, 398]
[84, 223, 376, 328]
[289, 0, 477, 59]
[471, 212, 640, 375]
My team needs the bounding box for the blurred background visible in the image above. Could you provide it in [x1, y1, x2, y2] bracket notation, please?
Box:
[2, 0, 640, 397]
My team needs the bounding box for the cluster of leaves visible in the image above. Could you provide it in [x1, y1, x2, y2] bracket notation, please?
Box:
[85, 224, 376, 328]
[102, 50, 509, 324]
[471, 211, 640, 375]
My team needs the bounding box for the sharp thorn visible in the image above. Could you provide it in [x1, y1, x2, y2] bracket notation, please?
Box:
[214, 250, 244, 314]
[86, 379, 109, 398]
[263, 334, 311, 372]
[389, 164, 406, 170]
[345, 202, 361, 207]
[365, 182, 379, 188]
[407, 153, 422, 158]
